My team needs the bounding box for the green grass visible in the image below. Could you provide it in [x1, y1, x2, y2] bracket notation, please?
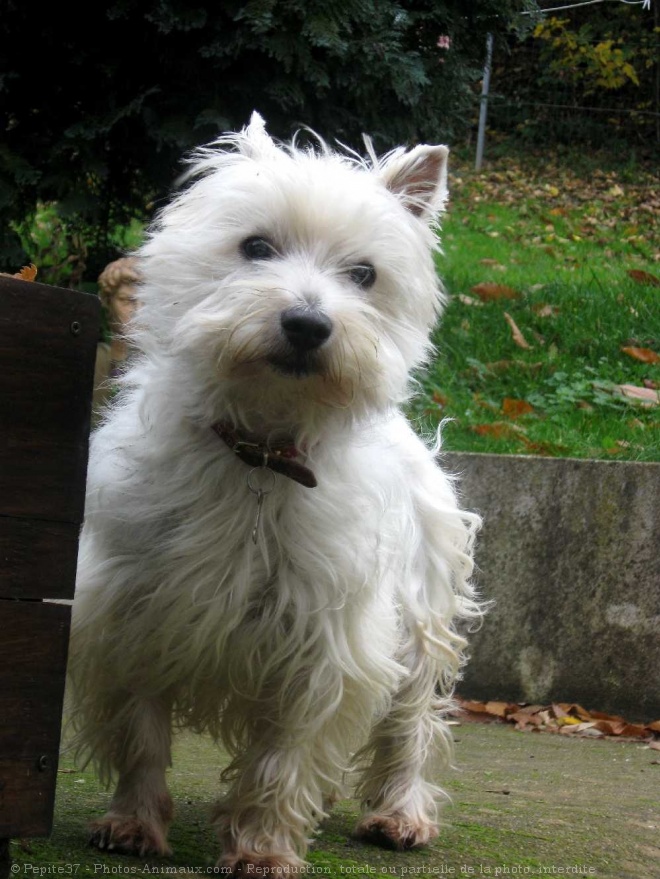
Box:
[410, 153, 659, 461]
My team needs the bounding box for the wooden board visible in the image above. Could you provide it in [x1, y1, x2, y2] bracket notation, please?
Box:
[0, 276, 100, 526]
[0, 276, 100, 600]
[0, 601, 71, 837]
[0, 277, 100, 841]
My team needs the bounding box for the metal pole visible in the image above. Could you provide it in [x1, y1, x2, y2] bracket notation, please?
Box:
[475, 33, 494, 171]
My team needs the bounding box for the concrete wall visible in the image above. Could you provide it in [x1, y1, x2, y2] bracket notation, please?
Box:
[443, 452, 660, 722]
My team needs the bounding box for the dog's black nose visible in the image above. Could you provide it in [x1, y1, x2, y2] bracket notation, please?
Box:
[280, 306, 333, 351]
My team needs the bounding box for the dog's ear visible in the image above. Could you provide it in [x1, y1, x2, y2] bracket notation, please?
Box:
[379, 144, 449, 220]
[240, 111, 278, 158]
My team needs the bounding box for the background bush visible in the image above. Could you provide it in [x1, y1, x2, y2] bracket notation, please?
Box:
[0, 0, 533, 282]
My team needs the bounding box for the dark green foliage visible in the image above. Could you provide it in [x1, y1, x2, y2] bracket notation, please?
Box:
[488, 2, 660, 153]
[0, 0, 533, 282]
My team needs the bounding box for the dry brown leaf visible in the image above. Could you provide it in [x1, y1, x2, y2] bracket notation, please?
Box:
[588, 710, 624, 722]
[471, 282, 521, 302]
[504, 312, 532, 349]
[460, 700, 489, 713]
[502, 397, 534, 419]
[17, 263, 37, 281]
[556, 703, 593, 720]
[565, 723, 604, 737]
[627, 269, 660, 287]
[621, 346, 660, 365]
[512, 704, 545, 716]
[485, 701, 514, 718]
[618, 384, 659, 407]
[519, 436, 567, 456]
[471, 422, 525, 440]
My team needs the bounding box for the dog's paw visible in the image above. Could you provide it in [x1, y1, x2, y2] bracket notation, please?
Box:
[89, 815, 172, 857]
[355, 813, 439, 851]
[219, 854, 306, 877]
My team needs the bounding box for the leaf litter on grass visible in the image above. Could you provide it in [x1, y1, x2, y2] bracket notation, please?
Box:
[419, 150, 660, 461]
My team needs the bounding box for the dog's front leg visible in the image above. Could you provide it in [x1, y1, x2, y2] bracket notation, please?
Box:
[88, 696, 174, 857]
[354, 637, 449, 851]
[212, 732, 324, 875]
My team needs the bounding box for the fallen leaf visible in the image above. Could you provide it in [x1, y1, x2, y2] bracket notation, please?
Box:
[471, 282, 521, 302]
[556, 704, 592, 720]
[627, 269, 660, 287]
[485, 701, 513, 718]
[567, 723, 604, 737]
[471, 422, 525, 440]
[17, 263, 37, 281]
[504, 312, 532, 349]
[617, 385, 659, 406]
[460, 700, 489, 714]
[511, 704, 546, 716]
[621, 346, 660, 364]
[517, 435, 568, 456]
[502, 397, 534, 418]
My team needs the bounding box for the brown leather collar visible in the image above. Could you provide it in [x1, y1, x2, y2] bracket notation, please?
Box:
[211, 422, 317, 488]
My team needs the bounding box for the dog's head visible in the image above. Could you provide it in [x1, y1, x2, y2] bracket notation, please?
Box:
[134, 113, 449, 432]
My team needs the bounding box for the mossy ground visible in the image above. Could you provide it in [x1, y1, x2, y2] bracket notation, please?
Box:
[10, 722, 659, 879]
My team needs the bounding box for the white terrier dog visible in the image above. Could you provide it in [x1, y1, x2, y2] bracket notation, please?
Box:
[68, 113, 483, 875]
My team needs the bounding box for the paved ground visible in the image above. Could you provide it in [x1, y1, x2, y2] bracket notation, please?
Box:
[9, 720, 660, 879]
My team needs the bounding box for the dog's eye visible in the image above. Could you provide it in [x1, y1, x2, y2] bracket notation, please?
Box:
[348, 263, 377, 289]
[241, 236, 277, 261]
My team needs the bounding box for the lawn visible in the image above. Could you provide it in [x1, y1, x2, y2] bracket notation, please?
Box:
[410, 149, 659, 461]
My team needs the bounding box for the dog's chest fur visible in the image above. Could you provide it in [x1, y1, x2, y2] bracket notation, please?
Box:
[78, 408, 422, 717]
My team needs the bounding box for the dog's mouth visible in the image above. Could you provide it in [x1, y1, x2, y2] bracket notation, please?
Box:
[267, 352, 323, 378]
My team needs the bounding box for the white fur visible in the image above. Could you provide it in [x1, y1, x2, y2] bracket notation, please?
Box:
[67, 113, 483, 873]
